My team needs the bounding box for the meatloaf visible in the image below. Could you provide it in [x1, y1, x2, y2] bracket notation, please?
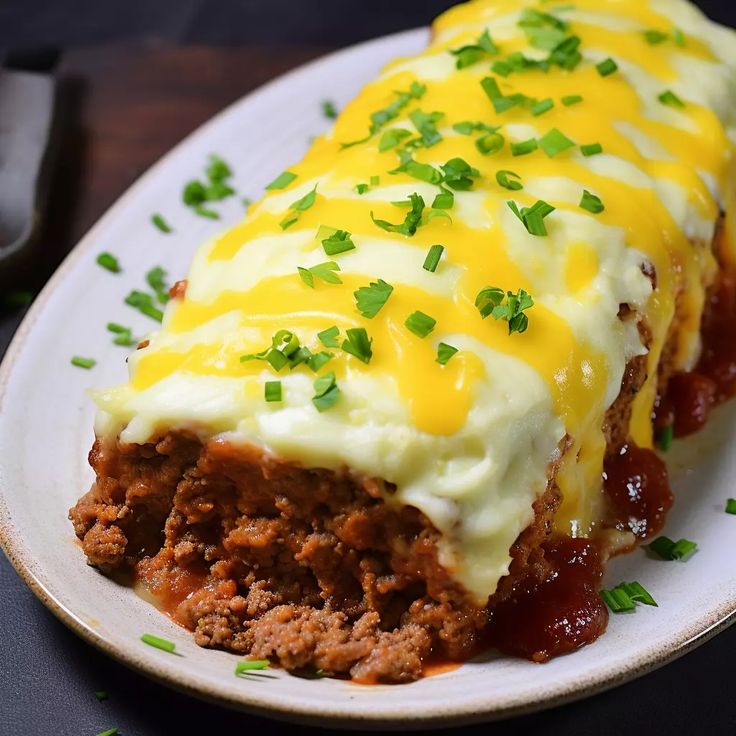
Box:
[71, 0, 736, 682]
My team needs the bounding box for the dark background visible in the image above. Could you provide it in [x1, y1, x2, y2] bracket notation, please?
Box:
[2, 1, 736, 734]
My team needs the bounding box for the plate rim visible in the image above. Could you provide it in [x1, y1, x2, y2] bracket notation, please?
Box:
[1, 26, 735, 729]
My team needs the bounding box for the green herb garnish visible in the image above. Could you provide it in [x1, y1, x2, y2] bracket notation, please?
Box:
[596, 57, 619, 76]
[475, 287, 534, 334]
[658, 90, 685, 108]
[322, 100, 338, 119]
[580, 190, 605, 214]
[354, 279, 394, 318]
[450, 29, 498, 69]
[71, 356, 96, 369]
[264, 380, 282, 402]
[107, 322, 135, 347]
[539, 127, 575, 157]
[404, 310, 436, 338]
[422, 244, 445, 273]
[317, 325, 340, 348]
[562, 94, 583, 106]
[511, 138, 538, 156]
[507, 199, 556, 236]
[649, 536, 698, 561]
[312, 371, 341, 412]
[436, 342, 459, 365]
[371, 193, 425, 235]
[321, 228, 356, 255]
[581, 142, 603, 157]
[341, 327, 373, 364]
[266, 171, 298, 190]
[496, 170, 523, 191]
[298, 261, 342, 288]
[600, 581, 657, 613]
[125, 291, 163, 322]
[151, 214, 172, 233]
[235, 660, 270, 675]
[140, 633, 176, 653]
[96, 252, 120, 273]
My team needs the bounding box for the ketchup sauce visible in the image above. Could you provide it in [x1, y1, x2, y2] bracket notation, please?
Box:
[486, 538, 608, 662]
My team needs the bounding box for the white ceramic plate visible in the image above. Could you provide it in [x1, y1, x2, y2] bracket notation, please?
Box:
[1, 28, 736, 729]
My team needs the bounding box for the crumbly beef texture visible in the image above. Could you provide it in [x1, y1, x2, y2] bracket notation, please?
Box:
[71, 436, 494, 682]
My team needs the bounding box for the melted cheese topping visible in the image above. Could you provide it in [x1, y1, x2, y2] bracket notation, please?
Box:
[94, 0, 736, 602]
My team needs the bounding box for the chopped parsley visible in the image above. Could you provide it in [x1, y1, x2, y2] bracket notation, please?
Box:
[298, 261, 342, 288]
[508, 199, 556, 236]
[96, 252, 120, 273]
[280, 185, 319, 230]
[658, 90, 685, 108]
[241, 330, 311, 373]
[322, 99, 338, 119]
[354, 279, 394, 318]
[404, 311, 436, 338]
[266, 170, 298, 190]
[312, 371, 341, 412]
[600, 581, 657, 613]
[409, 109, 444, 147]
[538, 128, 575, 157]
[341, 327, 373, 364]
[71, 356, 96, 369]
[475, 287, 534, 334]
[496, 170, 523, 191]
[151, 213, 172, 233]
[264, 380, 282, 402]
[379, 128, 412, 152]
[450, 29, 499, 69]
[649, 536, 698, 561]
[321, 227, 356, 255]
[436, 342, 459, 365]
[140, 633, 176, 653]
[371, 193, 425, 236]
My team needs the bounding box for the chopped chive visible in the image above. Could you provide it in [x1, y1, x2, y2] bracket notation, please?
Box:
[620, 581, 657, 606]
[264, 380, 282, 402]
[600, 587, 635, 613]
[321, 229, 356, 256]
[580, 190, 605, 214]
[341, 327, 373, 364]
[725, 498, 736, 514]
[658, 90, 685, 108]
[379, 127, 412, 152]
[96, 252, 120, 273]
[322, 99, 338, 119]
[649, 535, 676, 559]
[146, 266, 169, 304]
[405, 311, 436, 338]
[291, 185, 318, 212]
[538, 127, 575, 157]
[644, 30, 668, 45]
[432, 190, 454, 209]
[423, 244, 445, 273]
[531, 98, 554, 116]
[596, 57, 619, 76]
[440, 158, 480, 191]
[371, 193, 426, 235]
[106, 322, 135, 347]
[151, 214, 172, 233]
[354, 183, 369, 195]
[265, 171, 297, 190]
[436, 342, 459, 365]
[507, 199, 555, 237]
[125, 290, 164, 322]
[194, 204, 219, 219]
[317, 325, 340, 348]
[94, 690, 109, 702]
[235, 660, 270, 675]
[673, 28, 686, 47]
[307, 351, 333, 372]
[496, 170, 523, 191]
[312, 371, 341, 412]
[370, 175, 380, 186]
[354, 278, 393, 318]
[140, 633, 176, 653]
[561, 94, 583, 106]
[511, 138, 538, 157]
[658, 424, 674, 451]
[476, 131, 505, 155]
[670, 539, 698, 560]
[581, 142, 603, 157]
[71, 356, 96, 369]
[96, 730, 118, 736]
